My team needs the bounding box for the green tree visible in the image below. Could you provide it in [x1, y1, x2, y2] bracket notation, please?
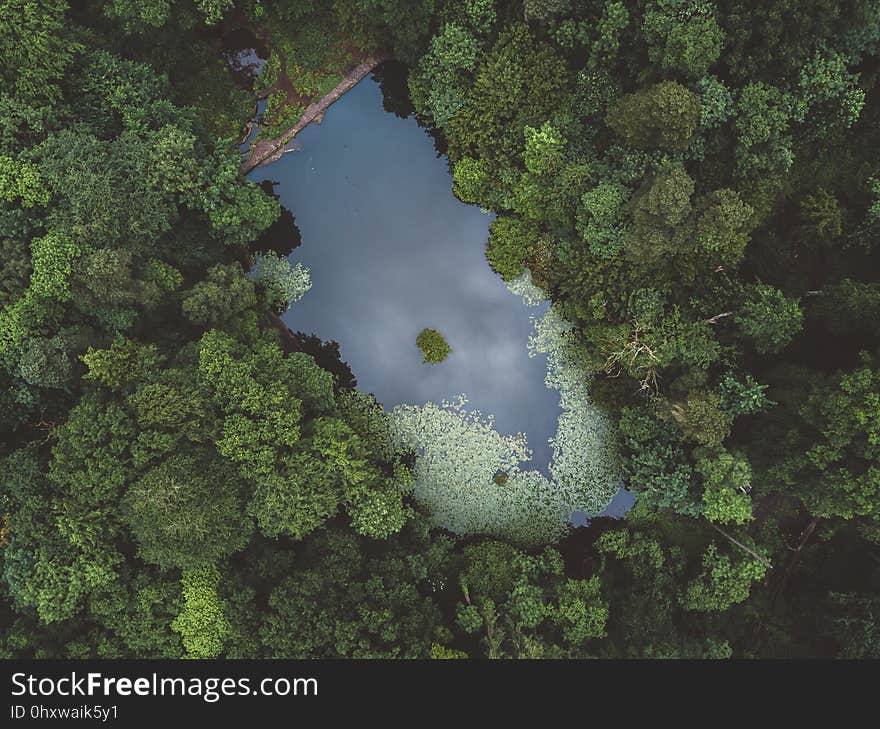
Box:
[737, 282, 803, 354]
[606, 81, 701, 151]
[260, 527, 447, 658]
[523, 122, 565, 176]
[251, 251, 311, 312]
[523, 0, 570, 22]
[619, 405, 701, 516]
[193, 0, 234, 25]
[669, 391, 732, 447]
[683, 543, 767, 612]
[692, 189, 754, 264]
[486, 216, 540, 280]
[626, 163, 694, 262]
[171, 566, 230, 658]
[416, 328, 451, 363]
[695, 447, 753, 525]
[456, 541, 607, 657]
[122, 452, 250, 570]
[577, 181, 629, 258]
[447, 24, 569, 166]
[182, 264, 258, 329]
[643, 0, 724, 77]
[772, 356, 880, 524]
[797, 50, 865, 132]
[452, 156, 490, 204]
[0, 1, 78, 101]
[0, 155, 49, 207]
[18, 335, 72, 389]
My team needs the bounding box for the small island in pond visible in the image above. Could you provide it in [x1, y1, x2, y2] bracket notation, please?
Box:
[416, 328, 451, 364]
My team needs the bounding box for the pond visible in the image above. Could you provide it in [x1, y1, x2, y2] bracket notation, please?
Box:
[246, 72, 633, 541]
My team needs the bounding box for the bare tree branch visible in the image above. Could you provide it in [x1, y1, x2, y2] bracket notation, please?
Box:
[707, 522, 773, 570]
[705, 311, 734, 325]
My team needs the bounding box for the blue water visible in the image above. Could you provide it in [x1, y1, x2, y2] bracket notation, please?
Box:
[247, 78, 561, 470]
[245, 76, 636, 518]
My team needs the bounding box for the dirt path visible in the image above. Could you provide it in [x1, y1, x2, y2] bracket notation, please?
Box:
[240, 55, 386, 175]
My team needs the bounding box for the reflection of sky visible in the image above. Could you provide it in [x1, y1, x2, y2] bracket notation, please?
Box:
[573, 487, 637, 525]
[248, 79, 561, 470]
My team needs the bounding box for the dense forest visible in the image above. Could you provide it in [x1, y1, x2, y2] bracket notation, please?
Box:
[1, 0, 879, 659]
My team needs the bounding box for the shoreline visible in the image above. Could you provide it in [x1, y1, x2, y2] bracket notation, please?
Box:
[240, 54, 386, 175]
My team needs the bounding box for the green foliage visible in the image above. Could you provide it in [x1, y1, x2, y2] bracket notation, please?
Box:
[683, 544, 767, 612]
[456, 541, 607, 657]
[18, 335, 71, 389]
[797, 50, 865, 131]
[416, 328, 451, 364]
[103, 0, 171, 33]
[446, 23, 569, 166]
[2, 0, 880, 662]
[800, 188, 843, 245]
[523, 122, 565, 176]
[734, 82, 794, 186]
[452, 156, 490, 204]
[670, 391, 732, 447]
[695, 447, 753, 525]
[523, 0, 570, 22]
[577, 181, 629, 257]
[619, 405, 700, 516]
[719, 373, 774, 417]
[773, 356, 880, 523]
[589, 1, 630, 69]
[2, 416, 129, 624]
[251, 251, 311, 312]
[85, 570, 183, 658]
[606, 81, 701, 151]
[626, 163, 695, 262]
[260, 527, 447, 658]
[643, 0, 724, 77]
[193, 0, 234, 25]
[171, 566, 230, 658]
[182, 264, 258, 329]
[486, 216, 539, 280]
[196, 329, 407, 540]
[0, 155, 49, 207]
[0, 1, 78, 102]
[122, 452, 250, 570]
[698, 76, 733, 129]
[430, 23, 480, 73]
[693, 188, 754, 262]
[737, 282, 803, 354]
[197, 151, 281, 246]
[82, 338, 164, 392]
[593, 527, 735, 658]
[28, 233, 80, 301]
[465, 0, 496, 34]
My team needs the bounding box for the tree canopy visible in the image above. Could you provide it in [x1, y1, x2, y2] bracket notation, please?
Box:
[1, 0, 879, 660]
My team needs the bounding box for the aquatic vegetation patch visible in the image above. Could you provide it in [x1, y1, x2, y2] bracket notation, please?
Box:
[390, 396, 570, 546]
[391, 273, 621, 546]
[530, 305, 621, 515]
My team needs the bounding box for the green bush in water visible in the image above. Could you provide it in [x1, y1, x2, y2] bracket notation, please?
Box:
[416, 328, 451, 364]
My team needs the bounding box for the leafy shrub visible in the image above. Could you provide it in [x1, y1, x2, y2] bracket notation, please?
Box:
[416, 328, 451, 363]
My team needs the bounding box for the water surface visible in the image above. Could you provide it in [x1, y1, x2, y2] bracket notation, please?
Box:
[247, 76, 635, 517]
[247, 78, 561, 469]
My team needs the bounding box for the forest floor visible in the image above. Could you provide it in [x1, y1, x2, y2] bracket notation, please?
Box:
[240, 53, 386, 174]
